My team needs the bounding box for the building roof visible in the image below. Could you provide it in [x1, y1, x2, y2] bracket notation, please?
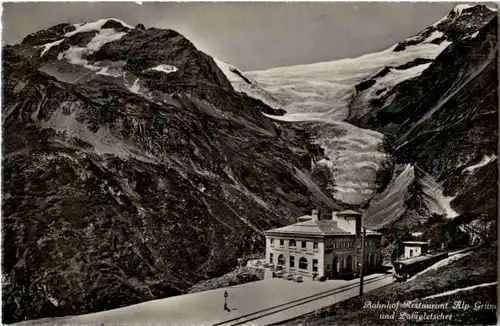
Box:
[402, 241, 429, 245]
[336, 210, 362, 216]
[394, 255, 432, 265]
[264, 217, 381, 237]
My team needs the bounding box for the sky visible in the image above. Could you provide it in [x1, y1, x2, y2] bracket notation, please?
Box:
[1, 2, 494, 71]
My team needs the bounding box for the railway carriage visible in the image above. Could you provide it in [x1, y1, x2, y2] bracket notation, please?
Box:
[392, 252, 448, 282]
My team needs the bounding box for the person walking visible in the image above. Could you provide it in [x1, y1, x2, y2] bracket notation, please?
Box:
[223, 290, 230, 312]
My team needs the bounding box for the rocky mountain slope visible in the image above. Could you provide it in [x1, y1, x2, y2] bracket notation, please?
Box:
[2, 4, 497, 324]
[2, 19, 338, 323]
[349, 5, 498, 229]
[237, 4, 497, 231]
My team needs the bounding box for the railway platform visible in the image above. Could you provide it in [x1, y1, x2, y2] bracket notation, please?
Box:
[17, 273, 393, 326]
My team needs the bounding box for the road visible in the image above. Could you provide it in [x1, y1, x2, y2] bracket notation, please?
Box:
[18, 273, 393, 326]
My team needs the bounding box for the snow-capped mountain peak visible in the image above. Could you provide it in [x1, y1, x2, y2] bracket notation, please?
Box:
[453, 3, 497, 15]
[215, 3, 497, 223]
[64, 18, 133, 37]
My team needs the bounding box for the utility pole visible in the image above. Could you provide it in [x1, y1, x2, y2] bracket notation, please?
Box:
[359, 227, 366, 296]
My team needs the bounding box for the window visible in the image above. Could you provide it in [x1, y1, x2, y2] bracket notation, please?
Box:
[270, 238, 274, 246]
[278, 254, 286, 266]
[333, 242, 337, 249]
[280, 239, 284, 246]
[313, 242, 319, 250]
[312, 259, 318, 272]
[290, 256, 295, 268]
[326, 264, 331, 271]
[269, 253, 273, 264]
[289, 239, 296, 247]
[301, 241, 307, 249]
[339, 242, 343, 249]
[299, 257, 308, 270]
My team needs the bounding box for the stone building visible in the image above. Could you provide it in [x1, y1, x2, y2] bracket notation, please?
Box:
[264, 209, 382, 279]
[402, 241, 429, 259]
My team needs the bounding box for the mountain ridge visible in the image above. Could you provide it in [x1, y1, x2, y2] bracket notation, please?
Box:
[2, 4, 497, 323]
[2, 18, 339, 323]
[227, 4, 497, 230]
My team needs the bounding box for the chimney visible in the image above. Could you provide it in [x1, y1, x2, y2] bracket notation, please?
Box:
[331, 211, 338, 221]
[311, 209, 320, 221]
[336, 210, 362, 236]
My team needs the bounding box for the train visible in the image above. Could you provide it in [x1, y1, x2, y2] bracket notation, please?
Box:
[392, 252, 449, 282]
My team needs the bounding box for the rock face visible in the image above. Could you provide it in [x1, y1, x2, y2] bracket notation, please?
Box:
[349, 6, 498, 230]
[348, 5, 497, 122]
[241, 5, 497, 233]
[2, 19, 337, 323]
[2, 5, 498, 323]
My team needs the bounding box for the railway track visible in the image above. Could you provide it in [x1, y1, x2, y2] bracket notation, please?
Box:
[218, 223, 485, 326]
[450, 223, 484, 256]
[213, 273, 392, 326]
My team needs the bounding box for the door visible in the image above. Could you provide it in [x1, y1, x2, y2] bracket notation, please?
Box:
[334, 257, 340, 275]
[326, 263, 332, 277]
[346, 255, 353, 272]
[278, 254, 285, 267]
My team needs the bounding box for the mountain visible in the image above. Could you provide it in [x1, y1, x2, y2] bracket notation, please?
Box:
[239, 4, 497, 232]
[2, 4, 497, 324]
[348, 5, 498, 229]
[2, 19, 338, 323]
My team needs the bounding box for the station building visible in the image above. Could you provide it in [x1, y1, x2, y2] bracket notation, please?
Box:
[264, 209, 382, 279]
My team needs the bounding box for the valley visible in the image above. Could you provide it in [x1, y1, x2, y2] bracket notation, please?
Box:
[1, 3, 497, 325]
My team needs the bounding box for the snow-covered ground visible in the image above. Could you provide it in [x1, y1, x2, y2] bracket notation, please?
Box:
[263, 114, 386, 205]
[39, 39, 64, 57]
[418, 167, 459, 218]
[65, 18, 133, 37]
[54, 19, 132, 73]
[214, 58, 286, 111]
[148, 64, 179, 74]
[364, 164, 416, 224]
[462, 154, 498, 174]
[215, 9, 463, 206]
[244, 38, 451, 120]
[360, 162, 459, 226]
[38, 18, 144, 92]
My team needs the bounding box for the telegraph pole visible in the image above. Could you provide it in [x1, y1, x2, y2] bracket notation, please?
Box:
[359, 227, 366, 296]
